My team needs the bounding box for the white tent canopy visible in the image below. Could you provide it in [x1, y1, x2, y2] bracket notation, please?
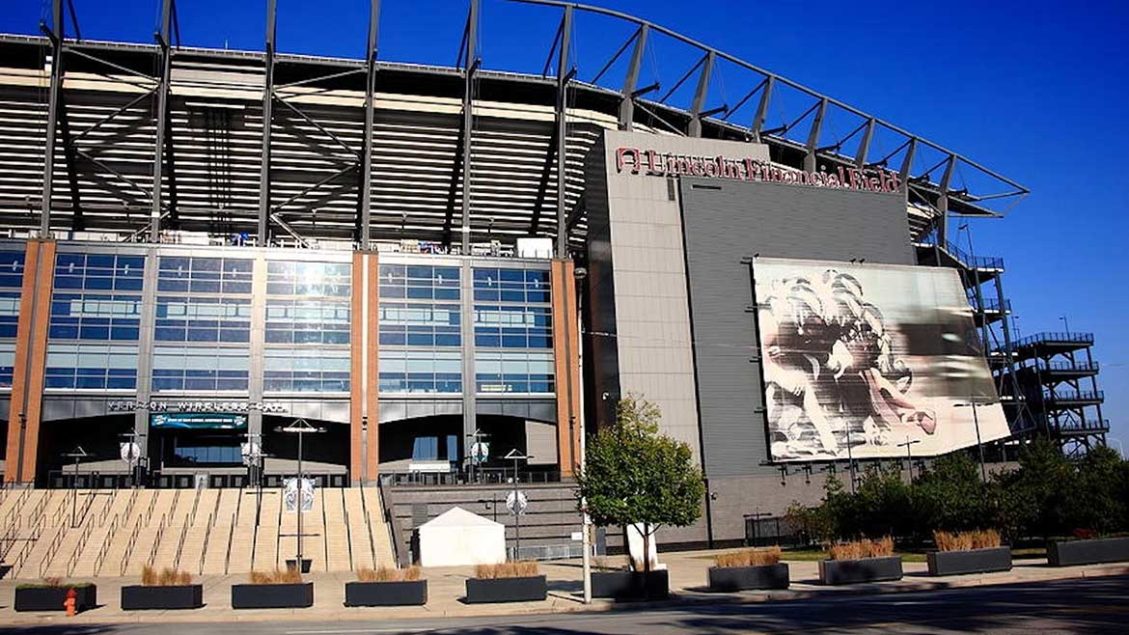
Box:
[416, 506, 507, 567]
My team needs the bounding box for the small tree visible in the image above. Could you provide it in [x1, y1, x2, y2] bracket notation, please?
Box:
[576, 395, 704, 572]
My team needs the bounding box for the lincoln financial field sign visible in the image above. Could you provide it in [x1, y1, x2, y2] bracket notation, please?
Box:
[752, 257, 1010, 462]
[615, 147, 902, 192]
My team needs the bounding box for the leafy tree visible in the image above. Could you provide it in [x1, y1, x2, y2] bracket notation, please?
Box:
[912, 452, 996, 533]
[995, 439, 1076, 539]
[1068, 446, 1127, 534]
[576, 395, 705, 572]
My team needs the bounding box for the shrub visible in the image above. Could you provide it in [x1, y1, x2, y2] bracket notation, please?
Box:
[356, 565, 422, 582]
[827, 536, 894, 560]
[713, 546, 782, 568]
[141, 565, 193, 586]
[473, 561, 540, 579]
[249, 568, 303, 584]
[593, 556, 628, 571]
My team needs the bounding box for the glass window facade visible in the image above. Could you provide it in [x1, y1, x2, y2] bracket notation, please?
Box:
[378, 263, 462, 394]
[472, 266, 554, 395]
[152, 255, 253, 394]
[0, 250, 21, 388]
[48, 251, 142, 390]
[264, 259, 351, 393]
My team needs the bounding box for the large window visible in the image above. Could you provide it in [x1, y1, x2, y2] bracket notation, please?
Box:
[379, 302, 461, 347]
[473, 267, 550, 303]
[0, 291, 19, 338]
[379, 265, 460, 300]
[152, 345, 250, 392]
[266, 301, 350, 345]
[475, 351, 554, 394]
[0, 250, 25, 289]
[49, 294, 142, 341]
[264, 349, 350, 392]
[158, 256, 253, 294]
[0, 342, 15, 388]
[54, 253, 144, 291]
[267, 261, 351, 297]
[379, 349, 462, 393]
[473, 305, 551, 348]
[0, 251, 22, 388]
[45, 344, 139, 390]
[156, 297, 251, 343]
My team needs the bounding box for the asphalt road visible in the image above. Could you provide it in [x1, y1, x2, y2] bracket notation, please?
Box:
[4, 574, 1128, 634]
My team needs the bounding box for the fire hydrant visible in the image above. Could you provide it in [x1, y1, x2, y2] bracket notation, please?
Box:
[63, 588, 77, 616]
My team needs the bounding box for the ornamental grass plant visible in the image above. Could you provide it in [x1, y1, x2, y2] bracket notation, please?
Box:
[355, 565, 422, 582]
[933, 529, 1002, 552]
[827, 536, 895, 560]
[248, 568, 303, 584]
[472, 561, 539, 579]
[140, 565, 193, 586]
[713, 546, 783, 568]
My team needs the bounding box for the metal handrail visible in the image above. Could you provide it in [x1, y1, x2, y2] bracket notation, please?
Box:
[1036, 360, 1099, 372]
[1043, 390, 1105, 402]
[65, 515, 95, 576]
[11, 514, 46, 577]
[359, 485, 377, 568]
[147, 513, 169, 568]
[172, 520, 190, 571]
[198, 512, 214, 575]
[1015, 331, 1095, 348]
[223, 522, 235, 574]
[37, 525, 67, 578]
[118, 515, 144, 576]
[92, 512, 122, 576]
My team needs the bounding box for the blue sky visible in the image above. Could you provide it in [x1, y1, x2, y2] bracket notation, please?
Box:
[2, 0, 1126, 451]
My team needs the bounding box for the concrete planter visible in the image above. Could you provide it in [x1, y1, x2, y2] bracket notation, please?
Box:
[1048, 536, 1129, 566]
[818, 556, 903, 585]
[707, 563, 790, 591]
[464, 576, 547, 603]
[14, 585, 97, 612]
[121, 584, 204, 610]
[591, 570, 669, 600]
[344, 580, 428, 606]
[231, 582, 313, 609]
[927, 547, 1012, 576]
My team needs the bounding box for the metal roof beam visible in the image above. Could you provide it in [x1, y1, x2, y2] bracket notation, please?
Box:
[618, 25, 647, 131]
[150, 0, 176, 241]
[803, 97, 827, 171]
[688, 51, 715, 137]
[357, 0, 380, 249]
[258, 0, 277, 245]
[459, 0, 480, 255]
[555, 5, 573, 257]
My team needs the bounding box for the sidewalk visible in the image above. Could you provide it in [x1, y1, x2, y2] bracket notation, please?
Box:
[3, 552, 1127, 626]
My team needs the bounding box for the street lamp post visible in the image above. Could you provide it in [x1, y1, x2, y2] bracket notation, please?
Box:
[956, 398, 996, 482]
[896, 437, 921, 484]
[279, 419, 324, 572]
[1059, 315, 1070, 334]
[503, 448, 530, 559]
[62, 446, 88, 528]
[844, 424, 856, 494]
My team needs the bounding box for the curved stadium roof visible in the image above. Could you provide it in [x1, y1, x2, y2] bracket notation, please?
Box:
[0, 0, 1027, 250]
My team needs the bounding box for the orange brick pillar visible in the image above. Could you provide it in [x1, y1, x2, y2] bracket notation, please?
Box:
[551, 259, 581, 477]
[4, 239, 56, 484]
[349, 251, 380, 483]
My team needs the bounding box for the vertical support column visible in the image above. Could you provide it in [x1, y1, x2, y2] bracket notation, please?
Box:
[258, 0, 277, 246]
[459, 0, 480, 256]
[803, 98, 828, 172]
[554, 6, 573, 259]
[133, 247, 159, 473]
[357, 0, 380, 250]
[750, 76, 774, 143]
[4, 240, 56, 484]
[687, 51, 715, 138]
[150, 0, 175, 242]
[551, 259, 580, 476]
[350, 252, 380, 483]
[936, 153, 956, 246]
[248, 254, 267, 465]
[854, 118, 875, 168]
[40, 0, 65, 236]
[460, 260, 477, 458]
[618, 25, 648, 131]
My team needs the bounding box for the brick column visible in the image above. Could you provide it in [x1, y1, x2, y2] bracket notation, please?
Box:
[4, 240, 56, 484]
[551, 259, 581, 477]
[350, 252, 380, 483]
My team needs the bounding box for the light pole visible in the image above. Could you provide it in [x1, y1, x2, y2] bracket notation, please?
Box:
[503, 448, 530, 559]
[62, 446, 88, 528]
[1059, 315, 1070, 334]
[574, 264, 592, 604]
[279, 419, 324, 572]
[956, 399, 994, 482]
[844, 424, 856, 494]
[896, 437, 921, 484]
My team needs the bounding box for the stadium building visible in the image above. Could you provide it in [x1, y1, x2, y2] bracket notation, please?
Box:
[0, 0, 1113, 571]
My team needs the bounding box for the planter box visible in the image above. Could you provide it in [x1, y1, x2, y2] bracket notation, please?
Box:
[591, 570, 669, 600]
[1048, 536, 1129, 567]
[14, 585, 97, 612]
[708, 563, 790, 592]
[464, 575, 547, 603]
[231, 582, 313, 609]
[819, 556, 903, 585]
[927, 547, 1012, 576]
[121, 585, 204, 610]
[344, 580, 428, 606]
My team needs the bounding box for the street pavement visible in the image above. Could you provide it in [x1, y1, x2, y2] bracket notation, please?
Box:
[2, 551, 1128, 632]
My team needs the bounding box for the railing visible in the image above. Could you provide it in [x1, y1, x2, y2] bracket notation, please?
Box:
[359, 485, 377, 569]
[172, 521, 190, 571]
[936, 240, 1005, 271]
[379, 468, 564, 487]
[1058, 419, 1111, 433]
[37, 525, 67, 577]
[118, 515, 144, 576]
[147, 513, 169, 569]
[92, 513, 122, 577]
[967, 296, 1010, 313]
[0, 488, 30, 528]
[342, 493, 354, 570]
[189, 488, 201, 526]
[223, 522, 235, 575]
[1043, 390, 1105, 403]
[198, 512, 214, 575]
[144, 488, 158, 525]
[65, 515, 95, 576]
[10, 513, 46, 577]
[1037, 359, 1099, 372]
[1014, 331, 1095, 348]
[378, 479, 407, 567]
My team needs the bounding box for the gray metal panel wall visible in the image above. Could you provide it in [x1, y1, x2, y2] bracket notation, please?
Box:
[679, 178, 911, 478]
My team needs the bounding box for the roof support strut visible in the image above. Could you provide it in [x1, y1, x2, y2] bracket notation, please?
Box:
[618, 25, 648, 131]
[39, 0, 66, 236]
[357, 0, 380, 249]
[257, 0, 277, 245]
[150, 0, 176, 241]
[459, 0, 479, 255]
[688, 51, 715, 137]
[554, 5, 573, 258]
